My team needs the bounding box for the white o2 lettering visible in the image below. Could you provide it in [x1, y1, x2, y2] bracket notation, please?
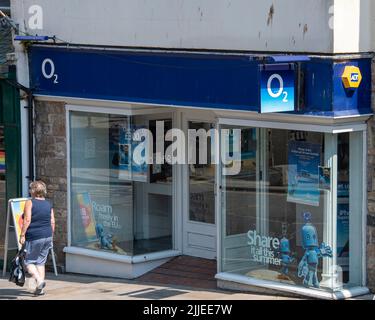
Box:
[267, 73, 288, 103]
[42, 58, 58, 84]
[283, 91, 288, 102]
[267, 74, 284, 98]
[41, 59, 54, 79]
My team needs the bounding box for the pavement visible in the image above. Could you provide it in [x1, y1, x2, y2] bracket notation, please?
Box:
[0, 272, 301, 300]
[0, 272, 374, 300]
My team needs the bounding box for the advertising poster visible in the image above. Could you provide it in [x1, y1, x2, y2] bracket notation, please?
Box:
[76, 192, 97, 242]
[337, 183, 349, 269]
[287, 141, 321, 206]
[131, 127, 148, 183]
[337, 201, 349, 259]
[318, 166, 331, 191]
[109, 120, 148, 182]
[118, 125, 148, 182]
[337, 181, 349, 197]
[118, 125, 133, 181]
[10, 199, 27, 247]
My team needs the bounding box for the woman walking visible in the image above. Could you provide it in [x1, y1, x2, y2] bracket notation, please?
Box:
[19, 181, 55, 296]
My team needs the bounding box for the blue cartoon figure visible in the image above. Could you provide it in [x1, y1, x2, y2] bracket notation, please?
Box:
[95, 223, 114, 250]
[298, 212, 333, 288]
[277, 223, 295, 281]
[280, 237, 295, 276]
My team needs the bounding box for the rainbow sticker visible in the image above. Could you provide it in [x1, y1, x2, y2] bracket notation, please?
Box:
[0, 151, 5, 173]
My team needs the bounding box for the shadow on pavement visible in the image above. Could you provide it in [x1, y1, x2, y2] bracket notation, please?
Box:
[118, 287, 189, 299]
[0, 288, 36, 299]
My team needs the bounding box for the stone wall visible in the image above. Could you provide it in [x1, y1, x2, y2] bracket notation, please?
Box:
[35, 100, 67, 270]
[367, 60, 375, 292]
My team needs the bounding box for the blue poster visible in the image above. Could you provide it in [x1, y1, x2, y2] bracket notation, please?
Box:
[337, 202, 349, 259]
[118, 125, 148, 182]
[260, 66, 295, 113]
[131, 127, 148, 182]
[287, 141, 321, 206]
[118, 125, 133, 180]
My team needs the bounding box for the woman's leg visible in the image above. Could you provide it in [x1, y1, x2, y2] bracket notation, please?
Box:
[26, 264, 42, 284]
[36, 265, 45, 283]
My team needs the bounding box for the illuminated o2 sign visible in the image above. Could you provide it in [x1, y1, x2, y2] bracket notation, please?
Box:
[267, 73, 288, 102]
[41, 58, 59, 84]
[260, 67, 295, 113]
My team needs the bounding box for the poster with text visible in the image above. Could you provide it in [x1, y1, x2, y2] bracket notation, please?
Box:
[76, 192, 97, 242]
[287, 141, 321, 206]
[118, 125, 132, 180]
[337, 200, 349, 267]
[131, 127, 148, 182]
[118, 125, 148, 182]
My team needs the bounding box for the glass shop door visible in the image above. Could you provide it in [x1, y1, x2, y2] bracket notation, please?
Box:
[182, 113, 217, 259]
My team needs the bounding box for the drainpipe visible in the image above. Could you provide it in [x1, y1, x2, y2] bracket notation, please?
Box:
[26, 91, 34, 182]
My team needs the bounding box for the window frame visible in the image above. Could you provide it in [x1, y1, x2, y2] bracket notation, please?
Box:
[65, 104, 180, 261]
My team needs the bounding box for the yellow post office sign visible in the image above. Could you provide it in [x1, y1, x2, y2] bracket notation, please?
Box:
[342, 66, 362, 89]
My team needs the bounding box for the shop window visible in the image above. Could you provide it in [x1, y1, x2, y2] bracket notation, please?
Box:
[337, 133, 349, 283]
[223, 128, 258, 235]
[220, 127, 364, 292]
[69, 111, 173, 256]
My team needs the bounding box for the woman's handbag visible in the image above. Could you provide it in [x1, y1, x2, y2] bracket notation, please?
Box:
[8, 245, 27, 287]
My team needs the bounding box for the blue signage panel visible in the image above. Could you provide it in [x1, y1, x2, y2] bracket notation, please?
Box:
[28, 46, 372, 117]
[260, 65, 295, 113]
[29, 46, 260, 111]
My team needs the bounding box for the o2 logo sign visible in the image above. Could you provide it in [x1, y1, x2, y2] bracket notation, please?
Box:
[260, 67, 295, 113]
[267, 73, 289, 103]
[41, 58, 59, 84]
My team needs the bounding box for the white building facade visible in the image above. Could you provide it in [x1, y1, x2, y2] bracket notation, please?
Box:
[8, 0, 375, 299]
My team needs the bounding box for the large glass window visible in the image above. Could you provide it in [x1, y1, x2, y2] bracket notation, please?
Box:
[69, 111, 173, 256]
[337, 133, 350, 283]
[220, 127, 364, 292]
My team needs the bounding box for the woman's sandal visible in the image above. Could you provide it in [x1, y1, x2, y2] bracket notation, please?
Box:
[34, 281, 46, 296]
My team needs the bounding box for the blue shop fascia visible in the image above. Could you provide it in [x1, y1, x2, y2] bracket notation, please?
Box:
[28, 44, 372, 299]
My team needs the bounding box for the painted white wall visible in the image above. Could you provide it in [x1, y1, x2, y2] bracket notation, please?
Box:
[358, 0, 375, 53]
[332, 0, 375, 53]
[333, 0, 360, 53]
[11, 0, 335, 53]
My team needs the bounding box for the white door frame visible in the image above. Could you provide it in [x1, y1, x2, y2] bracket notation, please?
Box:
[181, 110, 217, 259]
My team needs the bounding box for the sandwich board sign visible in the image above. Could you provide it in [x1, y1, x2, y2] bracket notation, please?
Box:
[2, 198, 58, 277]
